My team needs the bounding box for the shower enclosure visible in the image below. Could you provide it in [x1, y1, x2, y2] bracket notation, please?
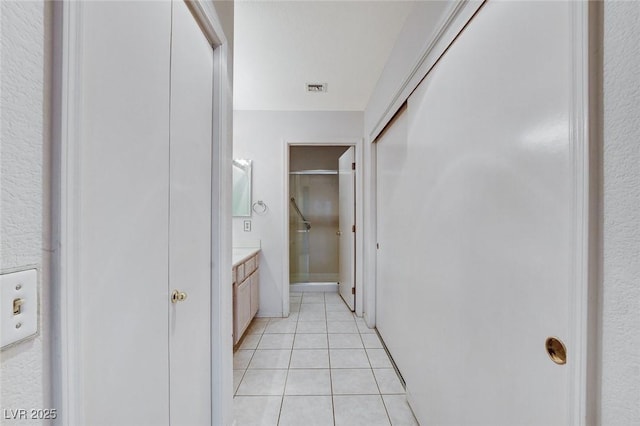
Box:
[289, 170, 340, 285]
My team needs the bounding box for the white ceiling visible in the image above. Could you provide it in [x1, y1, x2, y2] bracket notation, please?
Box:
[233, 1, 414, 111]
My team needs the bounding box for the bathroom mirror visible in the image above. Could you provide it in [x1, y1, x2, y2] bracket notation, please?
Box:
[232, 159, 252, 217]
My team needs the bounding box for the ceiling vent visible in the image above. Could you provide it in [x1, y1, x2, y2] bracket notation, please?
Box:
[306, 83, 327, 93]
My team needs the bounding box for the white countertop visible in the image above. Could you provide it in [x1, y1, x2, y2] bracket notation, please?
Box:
[232, 248, 260, 267]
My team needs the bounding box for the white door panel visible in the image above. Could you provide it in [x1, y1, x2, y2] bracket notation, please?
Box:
[376, 2, 573, 424]
[338, 147, 355, 310]
[169, 1, 213, 424]
[77, 1, 214, 424]
[79, 2, 172, 425]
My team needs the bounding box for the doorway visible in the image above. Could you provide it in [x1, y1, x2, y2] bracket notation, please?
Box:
[288, 145, 356, 310]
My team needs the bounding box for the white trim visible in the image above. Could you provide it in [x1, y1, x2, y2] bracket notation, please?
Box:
[208, 21, 234, 426]
[568, 2, 594, 425]
[367, 0, 483, 141]
[54, 2, 84, 424]
[54, 1, 233, 424]
[282, 139, 364, 318]
[186, 0, 226, 47]
[290, 282, 339, 293]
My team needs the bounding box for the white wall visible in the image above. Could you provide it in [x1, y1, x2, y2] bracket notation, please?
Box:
[0, 1, 51, 424]
[601, 2, 640, 423]
[0, 2, 51, 425]
[233, 111, 363, 316]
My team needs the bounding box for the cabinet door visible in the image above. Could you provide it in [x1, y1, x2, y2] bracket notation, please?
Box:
[235, 280, 252, 342]
[250, 270, 260, 317]
[168, 1, 214, 424]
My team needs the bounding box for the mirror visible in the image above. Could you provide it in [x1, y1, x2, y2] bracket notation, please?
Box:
[232, 159, 252, 217]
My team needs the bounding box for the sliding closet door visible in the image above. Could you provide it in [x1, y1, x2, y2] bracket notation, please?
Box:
[78, 2, 172, 425]
[168, 1, 214, 424]
[375, 107, 410, 379]
[376, 1, 575, 424]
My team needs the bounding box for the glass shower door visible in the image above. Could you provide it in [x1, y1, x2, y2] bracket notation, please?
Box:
[289, 172, 339, 284]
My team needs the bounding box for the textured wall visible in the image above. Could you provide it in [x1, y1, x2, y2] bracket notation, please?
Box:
[601, 2, 640, 424]
[0, 1, 49, 424]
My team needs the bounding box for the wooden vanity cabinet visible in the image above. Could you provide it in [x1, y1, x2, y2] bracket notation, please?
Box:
[233, 252, 260, 344]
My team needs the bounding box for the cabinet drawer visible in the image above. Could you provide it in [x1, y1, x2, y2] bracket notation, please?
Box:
[244, 255, 257, 275]
[236, 263, 245, 283]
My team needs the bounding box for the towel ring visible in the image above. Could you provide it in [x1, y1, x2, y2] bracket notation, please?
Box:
[252, 200, 268, 215]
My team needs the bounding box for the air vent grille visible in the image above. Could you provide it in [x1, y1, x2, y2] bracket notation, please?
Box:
[306, 83, 327, 93]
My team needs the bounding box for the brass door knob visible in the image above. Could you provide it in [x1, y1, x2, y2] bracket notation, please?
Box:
[545, 337, 567, 365]
[171, 290, 188, 303]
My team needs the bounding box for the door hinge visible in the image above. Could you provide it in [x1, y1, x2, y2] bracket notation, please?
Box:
[351, 162, 356, 170]
[376, 243, 379, 249]
[351, 287, 355, 295]
[352, 225, 356, 233]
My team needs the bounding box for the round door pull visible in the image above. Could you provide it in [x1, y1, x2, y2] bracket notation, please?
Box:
[171, 290, 188, 303]
[545, 337, 567, 365]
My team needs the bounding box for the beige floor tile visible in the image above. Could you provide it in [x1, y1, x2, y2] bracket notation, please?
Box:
[373, 369, 404, 394]
[356, 320, 376, 334]
[290, 349, 330, 369]
[326, 303, 350, 312]
[299, 311, 327, 321]
[233, 396, 281, 426]
[327, 321, 359, 334]
[236, 369, 288, 396]
[238, 334, 261, 350]
[328, 333, 363, 349]
[366, 349, 393, 368]
[264, 319, 298, 334]
[284, 369, 332, 396]
[331, 369, 379, 395]
[248, 349, 291, 369]
[246, 319, 269, 335]
[382, 395, 419, 425]
[361, 333, 383, 349]
[330, 349, 371, 368]
[257, 333, 295, 350]
[234, 350, 254, 370]
[294, 333, 329, 349]
[233, 370, 244, 394]
[278, 396, 334, 426]
[296, 321, 327, 333]
[333, 395, 390, 426]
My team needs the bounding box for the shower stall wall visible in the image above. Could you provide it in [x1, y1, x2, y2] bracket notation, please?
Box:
[289, 171, 340, 285]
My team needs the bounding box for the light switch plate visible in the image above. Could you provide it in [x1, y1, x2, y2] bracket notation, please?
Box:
[244, 220, 252, 232]
[1, 269, 38, 350]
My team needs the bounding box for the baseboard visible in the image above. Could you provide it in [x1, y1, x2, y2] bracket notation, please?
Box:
[290, 282, 339, 293]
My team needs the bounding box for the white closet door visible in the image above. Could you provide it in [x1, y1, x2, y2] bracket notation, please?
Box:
[376, 1, 575, 424]
[375, 107, 410, 377]
[78, 2, 172, 425]
[168, 1, 214, 424]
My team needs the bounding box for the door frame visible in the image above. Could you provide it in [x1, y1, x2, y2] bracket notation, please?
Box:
[52, 1, 234, 424]
[282, 139, 364, 317]
[364, 1, 598, 424]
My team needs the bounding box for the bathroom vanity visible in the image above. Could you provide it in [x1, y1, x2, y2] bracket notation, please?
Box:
[232, 248, 260, 345]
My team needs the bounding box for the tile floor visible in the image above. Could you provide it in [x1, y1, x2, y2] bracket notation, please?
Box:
[233, 291, 419, 426]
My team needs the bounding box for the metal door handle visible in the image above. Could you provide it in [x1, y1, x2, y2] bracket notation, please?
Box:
[545, 337, 567, 365]
[171, 290, 188, 303]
